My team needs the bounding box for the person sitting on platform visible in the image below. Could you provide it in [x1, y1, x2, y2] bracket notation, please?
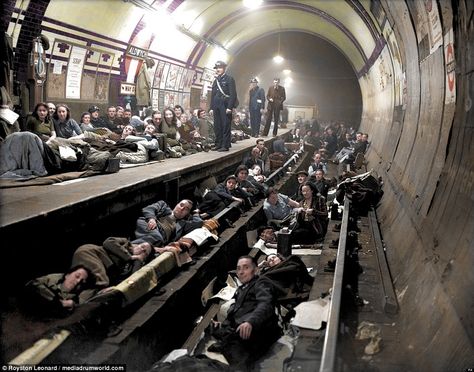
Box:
[291, 170, 309, 202]
[208, 255, 281, 370]
[311, 169, 331, 199]
[292, 181, 328, 243]
[24, 265, 94, 316]
[196, 175, 251, 218]
[103, 105, 120, 133]
[272, 135, 289, 157]
[308, 152, 327, 176]
[121, 123, 163, 161]
[322, 126, 338, 157]
[245, 147, 265, 175]
[256, 138, 270, 172]
[161, 107, 186, 158]
[89, 105, 108, 129]
[249, 163, 266, 185]
[134, 199, 203, 247]
[26, 102, 56, 144]
[79, 111, 94, 132]
[263, 187, 299, 228]
[53, 104, 82, 139]
[235, 164, 265, 204]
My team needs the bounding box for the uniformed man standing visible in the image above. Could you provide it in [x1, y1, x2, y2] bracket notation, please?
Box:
[262, 78, 286, 137]
[248, 78, 265, 137]
[210, 61, 237, 152]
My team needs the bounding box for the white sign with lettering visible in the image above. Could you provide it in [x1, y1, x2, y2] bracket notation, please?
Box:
[120, 82, 136, 95]
[66, 46, 87, 99]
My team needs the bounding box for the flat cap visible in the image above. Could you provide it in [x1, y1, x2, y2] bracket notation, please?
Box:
[88, 105, 100, 113]
[249, 78, 258, 83]
[296, 170, 308, 176]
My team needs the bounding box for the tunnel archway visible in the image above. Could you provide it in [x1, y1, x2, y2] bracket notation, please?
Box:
[229, 31, 362, 126]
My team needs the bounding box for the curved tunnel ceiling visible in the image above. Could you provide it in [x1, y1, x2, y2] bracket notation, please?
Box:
[176, 0, 380, 74]
[42, 1, 382, 76]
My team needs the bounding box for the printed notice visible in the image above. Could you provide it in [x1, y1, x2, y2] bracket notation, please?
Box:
[53, 60, 63, 75]
[66, 46, 87, 99]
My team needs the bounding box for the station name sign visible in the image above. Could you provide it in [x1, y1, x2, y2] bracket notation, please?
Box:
[126, 46, 148, 59]
[120, 82, 136, 95]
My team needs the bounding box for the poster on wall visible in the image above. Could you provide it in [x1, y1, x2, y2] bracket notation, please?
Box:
[160, 63, 170, 90]
[444, 29, 455, 104]
[164, 91, 175, 107]
[425, 0, 443, 54]
[66, 45, 87, 99]
[94, 73, 109, 101]
[177, 67, 185, 91]
[165, 64, 179, 90]
[152, 89, 160, 110]
[201, 68, 214, 82]
[183, 69, 195, 92]
[153, 61, 165, 88]
[81, 71, 96, 101]
[159, 90, 165, 109]
[46, 63, 66, 100]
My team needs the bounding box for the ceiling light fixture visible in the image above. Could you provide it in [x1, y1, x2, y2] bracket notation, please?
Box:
[273, 31, 284, 64]
[243, 0, 263, 9]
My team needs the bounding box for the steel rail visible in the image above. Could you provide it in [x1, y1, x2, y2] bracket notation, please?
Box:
[319, 196, 350, 372]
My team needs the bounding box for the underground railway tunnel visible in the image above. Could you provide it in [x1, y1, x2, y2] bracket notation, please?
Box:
[0, 0, 473, 371]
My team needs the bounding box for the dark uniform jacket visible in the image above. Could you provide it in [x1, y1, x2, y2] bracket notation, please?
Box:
[211, 73, 237, 110]
[249, 86, 265, 111]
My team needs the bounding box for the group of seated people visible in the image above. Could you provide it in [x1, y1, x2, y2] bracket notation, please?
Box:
[0, 100, 260, 179]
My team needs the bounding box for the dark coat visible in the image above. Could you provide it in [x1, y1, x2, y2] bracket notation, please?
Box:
[211, 73, 237, 110]
[225, 276, 278, 332]
[266, 85, 286, 110]
[214, 276, 281, 367]
[249, 86, 265, 111]
[135, 200, 202, 245]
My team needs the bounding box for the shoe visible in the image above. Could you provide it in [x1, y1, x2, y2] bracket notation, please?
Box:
[208, 342, 224, 352]
[332, 223, 341, 232]
[218, 148, 229, 152]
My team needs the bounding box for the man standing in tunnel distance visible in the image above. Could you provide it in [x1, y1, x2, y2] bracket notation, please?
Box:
[210, 60, 237, 152]
[248, 78, 265, 137]
[262, 78, 286, 137]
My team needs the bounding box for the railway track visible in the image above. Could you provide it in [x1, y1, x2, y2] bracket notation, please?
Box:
[6, 151, 384, 372]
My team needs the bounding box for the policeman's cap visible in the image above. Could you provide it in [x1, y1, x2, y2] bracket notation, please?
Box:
[250, 78, 258, 83]
[214, 61, 227, 69]
[88, 105, 100, 113]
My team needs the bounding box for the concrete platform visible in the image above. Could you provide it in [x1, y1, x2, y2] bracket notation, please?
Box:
[0, 129, 293, 292]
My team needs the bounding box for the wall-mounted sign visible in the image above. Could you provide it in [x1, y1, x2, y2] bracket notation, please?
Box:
[66, 45, 87, 99]
[120, 82, 136, 95]
[127, 45, 148, 59]
[201, 68, 215, 82]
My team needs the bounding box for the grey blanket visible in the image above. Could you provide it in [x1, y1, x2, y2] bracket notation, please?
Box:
[0, 132, 47, 178]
